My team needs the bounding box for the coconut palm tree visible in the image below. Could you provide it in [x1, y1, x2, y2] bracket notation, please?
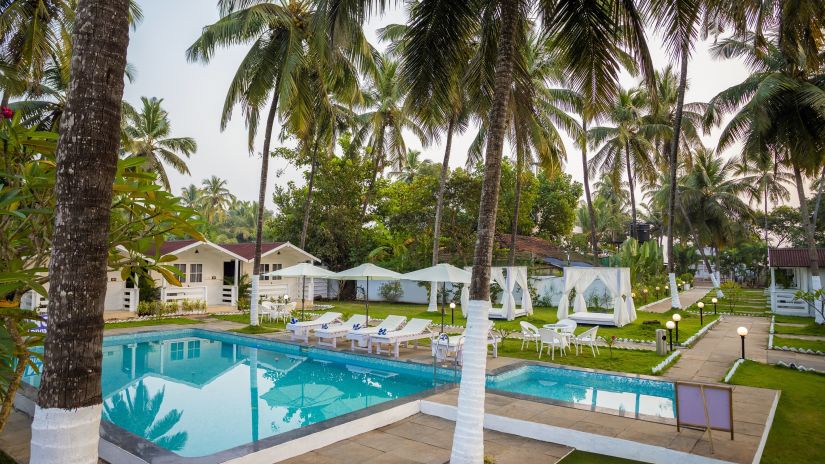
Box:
[121, 96, 197, 190]
[353, 55, 427, 224]
[705, 32, 825, 287]
[180, 184, 202, 210]
[733, 152, 792, 250]
[188, 0, 371, 326]
[588, 87, 657, 242]
[28, 0, 131, 461]
[199, 176, 236, 222]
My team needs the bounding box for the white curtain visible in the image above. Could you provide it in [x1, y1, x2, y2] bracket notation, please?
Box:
[501, 269, 517, 320]
[556, 272, 579, 320]
[557, 267, 638, 327]
[515, 267, 533, 315]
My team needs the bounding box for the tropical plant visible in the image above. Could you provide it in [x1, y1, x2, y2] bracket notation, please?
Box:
[199, 176, 235, 222]
[121, 96, 198, 190]
[0, 309, 44, 432]
[103, 380, 188, 451]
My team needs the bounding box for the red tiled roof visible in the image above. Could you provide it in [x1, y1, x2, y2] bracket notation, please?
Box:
[219, 242, 285, 260]
[496, 234, 562, 256]
[143, 239, 199, 257]
[769, 248, 825, 267]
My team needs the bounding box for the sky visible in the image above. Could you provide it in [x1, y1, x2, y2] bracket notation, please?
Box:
[123, 1, 752, 210]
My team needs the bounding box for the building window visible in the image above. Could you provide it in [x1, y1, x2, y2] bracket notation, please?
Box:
[173, 264, 186, 283]
[189, 264, 203, 283]
[272, 263, 282, 280]
[261, 264, 270, 281]
[187, 340, 201, 359]
[170, 342, 184, 361]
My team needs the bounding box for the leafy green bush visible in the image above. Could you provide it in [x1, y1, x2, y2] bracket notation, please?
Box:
[679, 273, 694, 286]
[378, 281, 403, 302]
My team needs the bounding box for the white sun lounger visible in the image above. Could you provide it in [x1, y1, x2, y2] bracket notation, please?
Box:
[369, 318, 433, 358]
[314, 315, 368, 348]
[286, 312, 342, 343]
[346, 315, 407, 351]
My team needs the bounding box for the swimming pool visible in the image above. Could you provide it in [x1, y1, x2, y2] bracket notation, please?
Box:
[23, 329, 441, 458]
[22, 329, 676, 460]
[487, 364, 675, 419]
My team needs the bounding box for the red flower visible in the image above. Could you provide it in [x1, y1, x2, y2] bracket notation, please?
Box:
[0, 106, 13, 119]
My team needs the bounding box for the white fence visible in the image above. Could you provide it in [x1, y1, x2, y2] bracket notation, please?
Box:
[20, 291, 48, 312]
[161, 286, 207, 303]
[771, 288, 809, 317]
[221, 285, 238, 306]
[123, 288, 139, 312]
[258, 283, 289, 301]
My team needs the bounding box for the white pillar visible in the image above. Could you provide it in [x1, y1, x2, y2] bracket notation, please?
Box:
[770, 268, 777, 313]
[30, 405, 103, 464]
[428, 282, 438, 312]
[130, 344, 137, 380]
[812, 275, 823, 324]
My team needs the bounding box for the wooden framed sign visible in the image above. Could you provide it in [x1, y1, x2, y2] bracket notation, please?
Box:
[675, 381, 734, 451]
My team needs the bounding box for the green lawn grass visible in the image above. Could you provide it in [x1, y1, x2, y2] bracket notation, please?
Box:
[495, 341, 670, 375]
[773, 314, 812, 324]
[730, 361, 825, 464]
[772, 336, 825, 352]
[104, 317, 202, 329]
[559, 450, 643, 464]
[231, 325, 280, 334]
[773, 321, 825, 336]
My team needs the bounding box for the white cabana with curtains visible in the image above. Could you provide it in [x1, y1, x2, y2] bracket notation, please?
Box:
[462, 266, 533, 321]
[556, 267, 636, 327]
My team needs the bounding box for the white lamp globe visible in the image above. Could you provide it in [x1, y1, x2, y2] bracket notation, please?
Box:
[672, 313, 682, 322]
[737, 326, 748, 337]
[449, 302, 456, 309]
[697, 302, 705, 309]
[712, 297, 718, 304]
[666, 321, 676, 329]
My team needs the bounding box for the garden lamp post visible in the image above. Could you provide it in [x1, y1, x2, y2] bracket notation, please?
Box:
[655, 286, 660, 298]
[643, 288, 648, 304]
[697, 302, 704, 325]
[672, 313, 681, 343]
[737, 326, 748, 359]
[449, 302, 456, 324]
[666, 321, 675, 351]
[712, 297, 718, 315]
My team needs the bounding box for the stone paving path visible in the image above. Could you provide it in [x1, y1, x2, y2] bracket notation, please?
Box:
[665, 315, 770, 383]
[281, 413, 572, 464]
[642, 286, 711, 313]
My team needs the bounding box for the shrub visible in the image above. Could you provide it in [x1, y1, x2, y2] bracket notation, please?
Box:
[679, 273, 694, 286]
[164, 301, 179, 314]
[237, 297, 250, 311]
[720, 281, 742, 312]
[378, 281, 403, 302]
[137, 301, 153, 317]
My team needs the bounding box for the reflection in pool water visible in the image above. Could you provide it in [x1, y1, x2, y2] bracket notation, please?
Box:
[487, 365, 675, 419]
[23, 333, 433, 458]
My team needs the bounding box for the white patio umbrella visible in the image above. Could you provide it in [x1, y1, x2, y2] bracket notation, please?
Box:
[333, 263, 401, 326]
[402, 263, 471, 332]
[266, 262, 336, 320]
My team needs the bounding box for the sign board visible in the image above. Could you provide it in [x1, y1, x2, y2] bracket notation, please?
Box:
[675, 381, 734, 442]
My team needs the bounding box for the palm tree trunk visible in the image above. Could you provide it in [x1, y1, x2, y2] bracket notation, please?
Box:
[508, 147, 523, 267]
[300, 135, 321, 249]
[764, 182, 770, 283]
[792, 162, 821, 280]
[666, 43, 689, 309]
[430, 116, 455, 312]
[624, 142, 637, 241]
[581, 118, 598, 263]
[452, 0, 518, 462]
[29, 1, 130, 461]
[812, 168, 825, 230]
[432, 116, 455, 266]
[250, 88, 281, 327]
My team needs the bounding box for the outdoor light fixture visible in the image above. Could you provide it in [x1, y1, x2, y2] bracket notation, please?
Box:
[697, 301, 705, 325]
[631, 292, 636, 299]
[712, 297, 718, 314]
[672, 313, 682, 343]
[737, 326, 748, 359]
[666, 320, 676, 351]
[655, 286, 660, 298]
[450, 302, 456, 324]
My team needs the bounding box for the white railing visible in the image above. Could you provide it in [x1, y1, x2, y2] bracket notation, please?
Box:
[258, 283, 289, 301]
[221, 285, 238, 306]
[161, 286, 208, 304]
[771, 288, 809, 316]
[123, 288, 139, 312]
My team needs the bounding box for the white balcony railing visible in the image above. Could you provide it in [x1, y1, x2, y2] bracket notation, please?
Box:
[221, 285, 238, 306]
[20, 291, 48, 313]
[161, 286, 208, 304]
[123, 288, 139, 312]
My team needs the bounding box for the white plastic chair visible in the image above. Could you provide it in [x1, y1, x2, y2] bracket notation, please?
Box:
[573, 326, 600, 356]
[538, 328, 568, 360]
[519, 321, 541, 352]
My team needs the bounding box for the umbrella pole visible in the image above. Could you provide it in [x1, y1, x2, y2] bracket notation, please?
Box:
[366, 278, 370, 327]
[440, 281, 445, 333]
[302, 275, 306, 321]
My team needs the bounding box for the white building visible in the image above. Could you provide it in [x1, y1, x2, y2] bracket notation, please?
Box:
[21, 240, 320, 313]
[768, 248, 824, 317]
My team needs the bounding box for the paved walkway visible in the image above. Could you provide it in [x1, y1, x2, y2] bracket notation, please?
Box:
[642, 286, 711, 313]
[281, 413, 572, 464]
[666, 316, 770, 383]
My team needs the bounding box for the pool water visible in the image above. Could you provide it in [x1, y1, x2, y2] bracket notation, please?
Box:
[487, 365, 675, 419]
[23, 330, 435, 458]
